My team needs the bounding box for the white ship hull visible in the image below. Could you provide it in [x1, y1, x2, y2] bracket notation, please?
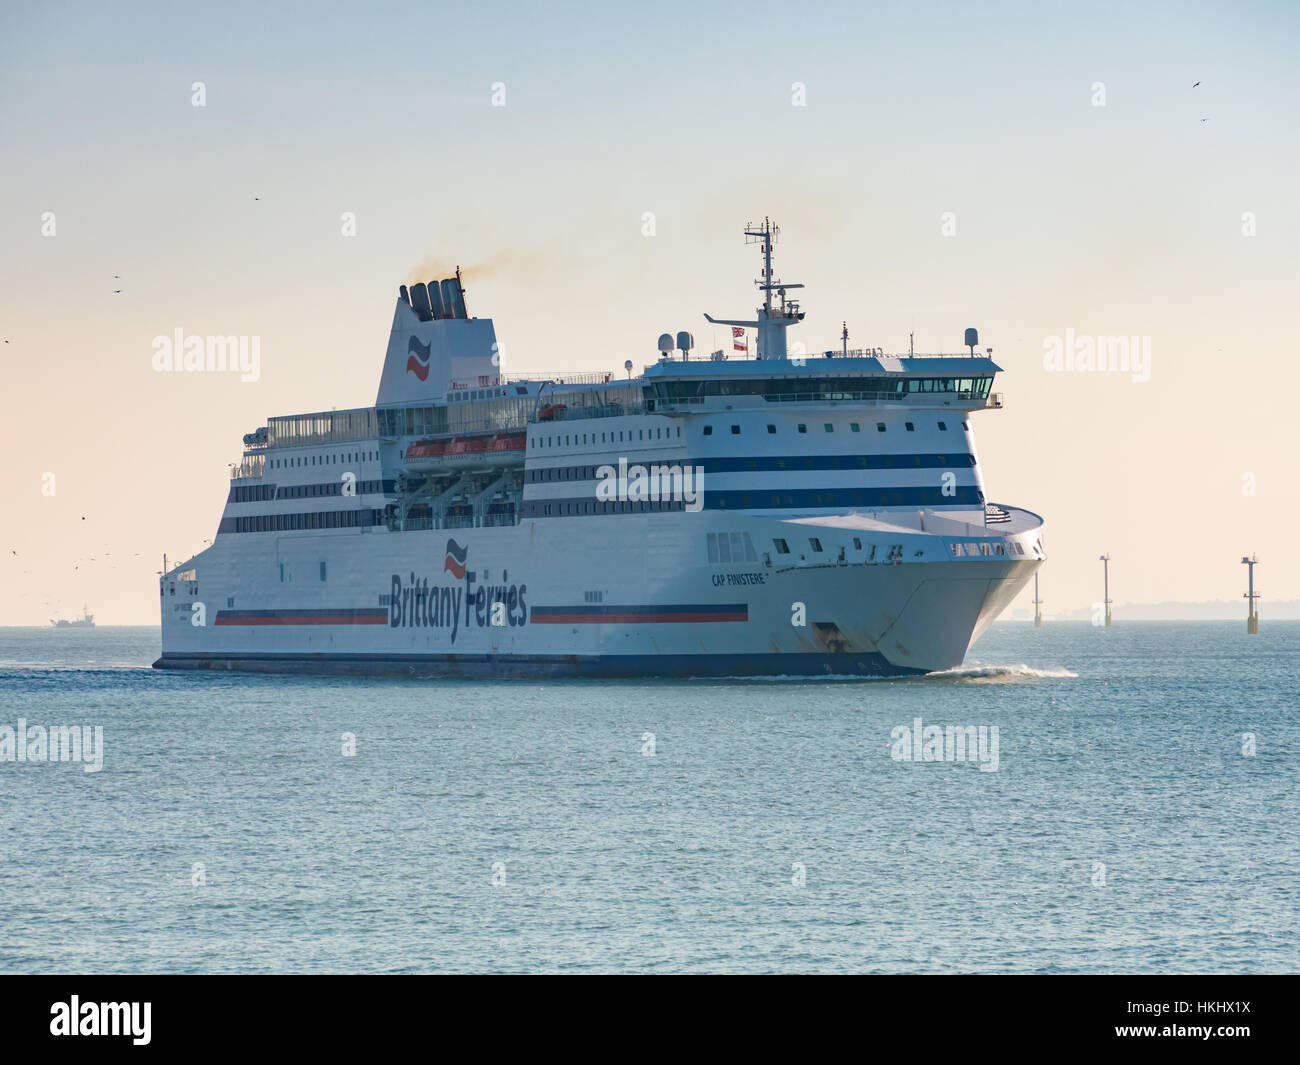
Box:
[156, 509, 1042, 678]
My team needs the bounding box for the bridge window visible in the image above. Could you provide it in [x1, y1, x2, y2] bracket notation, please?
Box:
[876, 422, 886, 432]
[773, 538, 790, 554]
[797, 424, 807, 433]
[767, 424, 776, 433]
[731, 425, 740, 435]
[850, 422, 860, 432]
[809, 538, 823, 552]
[703, 425, 713, 435]
[938, 421, 947, 431]
[905, 422, 915, 431]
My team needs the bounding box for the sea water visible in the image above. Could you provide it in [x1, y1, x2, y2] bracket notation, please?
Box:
[0, 622, 1295, 973]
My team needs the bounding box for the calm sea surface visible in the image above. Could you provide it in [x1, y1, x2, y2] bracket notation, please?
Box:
[0, 622, 1295, 974]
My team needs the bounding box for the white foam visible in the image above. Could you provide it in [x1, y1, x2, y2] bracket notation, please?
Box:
[923, 663, 1079, 682]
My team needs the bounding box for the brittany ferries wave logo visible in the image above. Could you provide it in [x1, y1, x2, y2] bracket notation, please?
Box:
[406, 336, 431, 381]
[389, 538, 529, 641]
[443, 538, 468, 579]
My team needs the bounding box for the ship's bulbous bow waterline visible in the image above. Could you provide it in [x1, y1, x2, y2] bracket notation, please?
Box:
[155, 222, 1044, 680]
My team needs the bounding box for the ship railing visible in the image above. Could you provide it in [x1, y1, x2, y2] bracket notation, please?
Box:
[504, 371, 618, 385]
[652, 350, 989, 366]
[230, 456, 266, 480]
[820, 349, 990, 360]
[530, 402, 646, 423]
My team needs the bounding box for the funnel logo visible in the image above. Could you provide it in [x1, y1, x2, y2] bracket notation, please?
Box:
[406, 336, 431, 381]
[443, 539, 468, 579]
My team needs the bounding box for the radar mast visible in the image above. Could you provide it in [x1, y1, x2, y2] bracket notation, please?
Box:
[704, 217, 806, 360]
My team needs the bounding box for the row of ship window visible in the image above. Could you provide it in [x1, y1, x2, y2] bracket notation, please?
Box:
[951, 541, 1029, 557]
[228, 480, 388, 503]
[224, 508, 385, 533]
[267, 451, 379, 469]
[704, 419, 967, 436]
[740, 536, 1026, 559]
[711, 531, 898, 563]
[772, 536, 879, 556]
[533, 426, 682, 448]
[530, 420, 970, 450]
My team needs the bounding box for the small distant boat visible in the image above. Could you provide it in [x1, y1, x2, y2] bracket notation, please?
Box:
[51, 605, 95, 628]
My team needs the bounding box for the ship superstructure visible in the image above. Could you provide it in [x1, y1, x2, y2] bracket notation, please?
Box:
[155, 222, 1044, 677]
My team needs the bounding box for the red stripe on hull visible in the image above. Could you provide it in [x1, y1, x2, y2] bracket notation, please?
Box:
[531, 612, 746, 625]
[214, 616, 388, 626]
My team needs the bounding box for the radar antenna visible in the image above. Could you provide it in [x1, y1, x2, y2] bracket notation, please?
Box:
[703, 217, 806, 360]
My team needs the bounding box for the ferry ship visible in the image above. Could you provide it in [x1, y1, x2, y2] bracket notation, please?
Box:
[154, 220, 1044, 678]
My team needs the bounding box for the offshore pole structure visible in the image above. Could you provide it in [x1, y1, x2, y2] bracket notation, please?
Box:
[1242, 555, 1260, 634]
[1099, 554, 1112, 627]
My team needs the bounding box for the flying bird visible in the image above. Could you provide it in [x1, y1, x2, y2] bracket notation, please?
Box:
[1193, 81, 1200, 88]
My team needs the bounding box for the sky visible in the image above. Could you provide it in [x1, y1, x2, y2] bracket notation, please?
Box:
[1, 0, 1297, 624]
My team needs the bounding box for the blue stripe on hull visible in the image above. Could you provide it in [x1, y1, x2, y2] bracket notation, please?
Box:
[151, 650, 923, 679]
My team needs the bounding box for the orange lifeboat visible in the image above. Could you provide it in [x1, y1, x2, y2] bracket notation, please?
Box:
[404, 439, 449, 461]
[488, 432, 526, 454]
[444, 436, 490, 463]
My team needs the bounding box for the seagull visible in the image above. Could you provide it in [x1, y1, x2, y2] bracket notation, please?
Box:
[1193, 81, 1200, 88]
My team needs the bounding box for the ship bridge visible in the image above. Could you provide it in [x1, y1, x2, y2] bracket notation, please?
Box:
[642, 354, 1003, 413]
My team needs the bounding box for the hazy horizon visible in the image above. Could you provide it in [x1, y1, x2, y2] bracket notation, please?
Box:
[3, 1, 1297, 624]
